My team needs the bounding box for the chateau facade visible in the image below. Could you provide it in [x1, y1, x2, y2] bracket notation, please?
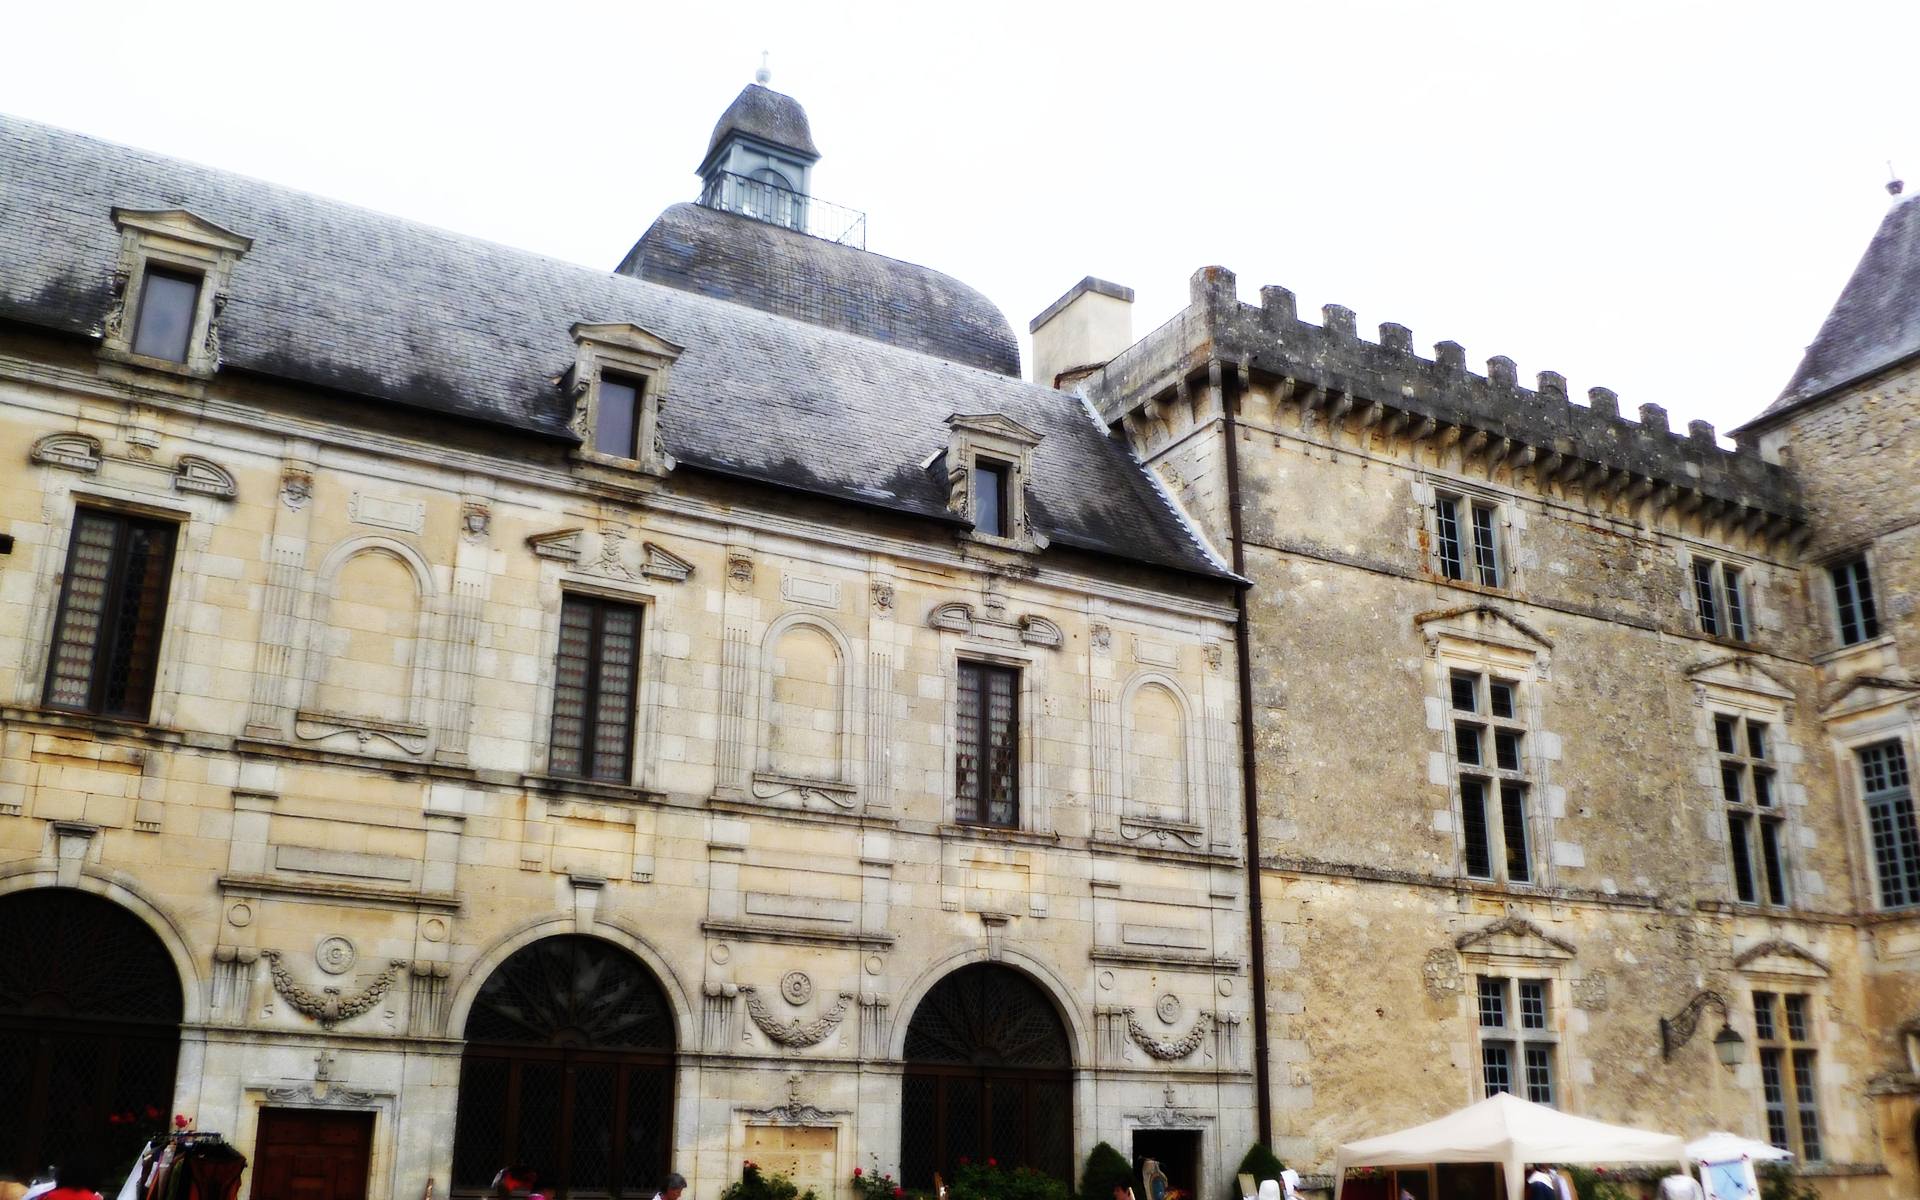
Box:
[0, 78, 1916, 1200]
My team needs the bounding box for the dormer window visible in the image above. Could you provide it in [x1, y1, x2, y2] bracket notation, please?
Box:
[566, 323, 683, 476]
[973, 459, 1010, 538]
[130, 266, 203, 363]
[945, 412, 1045, 553]
[101, 208, 251, 377]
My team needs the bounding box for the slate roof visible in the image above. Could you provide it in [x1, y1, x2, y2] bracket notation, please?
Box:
[619, 203, 1023, 377]
[1749, 192, 1920, 429]
[0, 114, 1227, 580]
[699, 84, 819, 173]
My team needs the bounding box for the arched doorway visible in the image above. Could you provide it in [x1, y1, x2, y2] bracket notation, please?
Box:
[900, 963, 1073, 1188]
[451, 935, 675, 1198]
[0, 888, 183, 1174]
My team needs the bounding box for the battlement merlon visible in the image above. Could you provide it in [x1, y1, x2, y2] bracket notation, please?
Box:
[1081, 266, 1802, 529]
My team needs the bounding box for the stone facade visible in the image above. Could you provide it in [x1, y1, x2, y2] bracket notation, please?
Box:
[1069, 265, 1919, 1199]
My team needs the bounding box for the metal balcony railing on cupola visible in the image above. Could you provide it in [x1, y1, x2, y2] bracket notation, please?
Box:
[699, 172, 868, 249]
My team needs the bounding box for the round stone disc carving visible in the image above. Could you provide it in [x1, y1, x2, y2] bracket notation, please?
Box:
[1156, 993, 1182, 1023]
[780, 970, 814, 1005]
[315, 936, 358, 975]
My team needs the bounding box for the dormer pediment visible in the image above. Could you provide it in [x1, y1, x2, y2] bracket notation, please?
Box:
[1821, 674, 1920, 721]
[1687, 654, 1796, 701]
[946, 411, 1042, 446]
[1455, 914, 1576, 962]
[1733, 937, 1829, 979]
[570, 322, 685, 363]
[111, 207, 253, 255]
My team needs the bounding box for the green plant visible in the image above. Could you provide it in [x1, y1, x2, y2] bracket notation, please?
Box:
[1081, 1143, 1135, 1200]
[1564, 1167, 1633, 1200]
[1230, 1145, 1286, 1200]
[949, 1158, 1071, 1200]
[1757, 1164, 1819, 1200]
[723, 1162, 819, 1200]
[853, 1155, 907, 1200]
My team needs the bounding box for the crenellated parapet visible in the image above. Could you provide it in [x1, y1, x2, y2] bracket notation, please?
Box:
[1086, 266, 1804, 552]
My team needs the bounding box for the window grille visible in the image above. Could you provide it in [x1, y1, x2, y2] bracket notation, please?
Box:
[1830, 556, 1880, 646]
[1716, 713, 1788, 906]
[1434, 494, 1503, 586]
[1475, 976, 1555, 1105]
[1752, 991, 1821, 1161]
[956, 661, 1019, 827]
[1858, 740, 1920, 908]
[548, 594, 641, 783]
[44, 509, 178, 721]
[1451, 671, 1530, 882]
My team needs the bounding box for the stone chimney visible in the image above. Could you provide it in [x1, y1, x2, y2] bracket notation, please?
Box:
[1029, 277, 1134, 388]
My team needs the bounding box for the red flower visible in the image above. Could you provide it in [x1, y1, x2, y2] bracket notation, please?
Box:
[175, 1114, 191, 1129]
[959, 1157, 970, 1166]
[893, 1190, 904, 1198]
[987, 1160, 998, 1168]
[855, 1169, 864, 1178]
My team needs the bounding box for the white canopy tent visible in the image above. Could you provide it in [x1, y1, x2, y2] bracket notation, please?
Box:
[1683, 1132, 1790, 1165]
[1334, 1093, 1687, 1200]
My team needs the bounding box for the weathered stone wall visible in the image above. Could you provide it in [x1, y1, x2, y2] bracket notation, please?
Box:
[0, 332, 1255, 1200]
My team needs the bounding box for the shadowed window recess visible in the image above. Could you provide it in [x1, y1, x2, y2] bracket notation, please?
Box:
[130, 265, 202, 363]
[1829, 555, 1879, 646]
[1450, 670, 1530, 883]
[1433, 493, 1502, 587]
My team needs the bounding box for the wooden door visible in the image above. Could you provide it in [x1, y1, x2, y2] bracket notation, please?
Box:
[253, 1109, 375, 1200]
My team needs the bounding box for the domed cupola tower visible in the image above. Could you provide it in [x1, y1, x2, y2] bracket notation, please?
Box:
[695, 65, 821, 232]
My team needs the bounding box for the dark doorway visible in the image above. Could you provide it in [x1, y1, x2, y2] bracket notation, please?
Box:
[450, 936, 676, 1200]
[1132, 1130, 1201, 1200]
[900, 964, 1074, 1189]
[254, 1109, 375, 1200]
[0, 888, 182, 1176]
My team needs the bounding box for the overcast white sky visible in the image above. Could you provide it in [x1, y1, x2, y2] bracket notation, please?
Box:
[8, 2, 1916, 435]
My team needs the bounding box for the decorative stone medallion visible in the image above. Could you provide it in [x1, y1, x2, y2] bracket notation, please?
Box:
[1156, 993, 1182, 1024]
[226, 901, 254, 928]
[711, 943, 731, 965]
[780, 970, 813, 1005]
[316, 936, 358, 976]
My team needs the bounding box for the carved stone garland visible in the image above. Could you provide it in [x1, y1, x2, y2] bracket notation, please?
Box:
[1125, 1007, 1213, 1060]
[740, 985, 855, 1047]
[261, 949, 408, 1031]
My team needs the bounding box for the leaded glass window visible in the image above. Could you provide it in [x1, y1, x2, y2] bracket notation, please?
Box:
[549, 595, 641, 783]
[956, 661, 1019, 827]
[1451, 670, 1531, 883]
[1753, 991, 1821, 1161]
[1859, 740, 1920, 909]
[1717, 713, 1788, 906]
[1475, 975, 1555, 1105]
[44, 509, 178, 720]
[1830, 556, 1879, 646]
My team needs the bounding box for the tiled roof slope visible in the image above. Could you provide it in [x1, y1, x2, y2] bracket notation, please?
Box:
[699, 84, 820, 171]
[1752, 193, 1920, 427]
[0, 114, 1225, 579]
[618, 203, 1022, 377]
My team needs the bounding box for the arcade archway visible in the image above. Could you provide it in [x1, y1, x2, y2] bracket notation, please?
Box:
[900, 963, 1073, 1188]
[450, 935, 676, 1198]
[0, 888, 183, 1174]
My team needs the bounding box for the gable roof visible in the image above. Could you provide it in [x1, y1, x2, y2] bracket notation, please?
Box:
[0, 113, 1228, 581]
[1747, 192, 1920, 429]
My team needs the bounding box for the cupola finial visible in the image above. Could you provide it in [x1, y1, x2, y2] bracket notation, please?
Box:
[756, 51, 771, 86]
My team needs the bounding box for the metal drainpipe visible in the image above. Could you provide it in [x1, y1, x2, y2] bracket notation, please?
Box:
[1217, 357, 1274, 1146]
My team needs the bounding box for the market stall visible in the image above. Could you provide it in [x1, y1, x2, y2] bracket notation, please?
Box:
[1334, 1093, 1687, 1200]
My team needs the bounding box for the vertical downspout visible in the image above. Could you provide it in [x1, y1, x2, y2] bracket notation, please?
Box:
[1217, 357, 1273, 1146]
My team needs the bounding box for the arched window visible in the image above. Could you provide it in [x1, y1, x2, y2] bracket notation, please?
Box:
[0, 889, 182, 1174]
[451, 936, 676, 1199]
[900, 964, 1073, 1188]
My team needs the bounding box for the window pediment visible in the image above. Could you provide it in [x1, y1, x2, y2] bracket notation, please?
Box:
[1687, 654, 1795, 700]
[1454, 914, 1576, 962]
[110, 208, 253, 255]
[101, 207, 251, 377]
[1417, 605, 1552, 676]
[1733, 937, 1830, 978]
[1821, 674, 1920, 722]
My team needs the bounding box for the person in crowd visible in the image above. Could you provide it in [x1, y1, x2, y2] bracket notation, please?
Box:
[43, 1163, 105, 1200]
[1658, 1172, 1705, 1200]
[1523, 1166, 1558, 1200]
